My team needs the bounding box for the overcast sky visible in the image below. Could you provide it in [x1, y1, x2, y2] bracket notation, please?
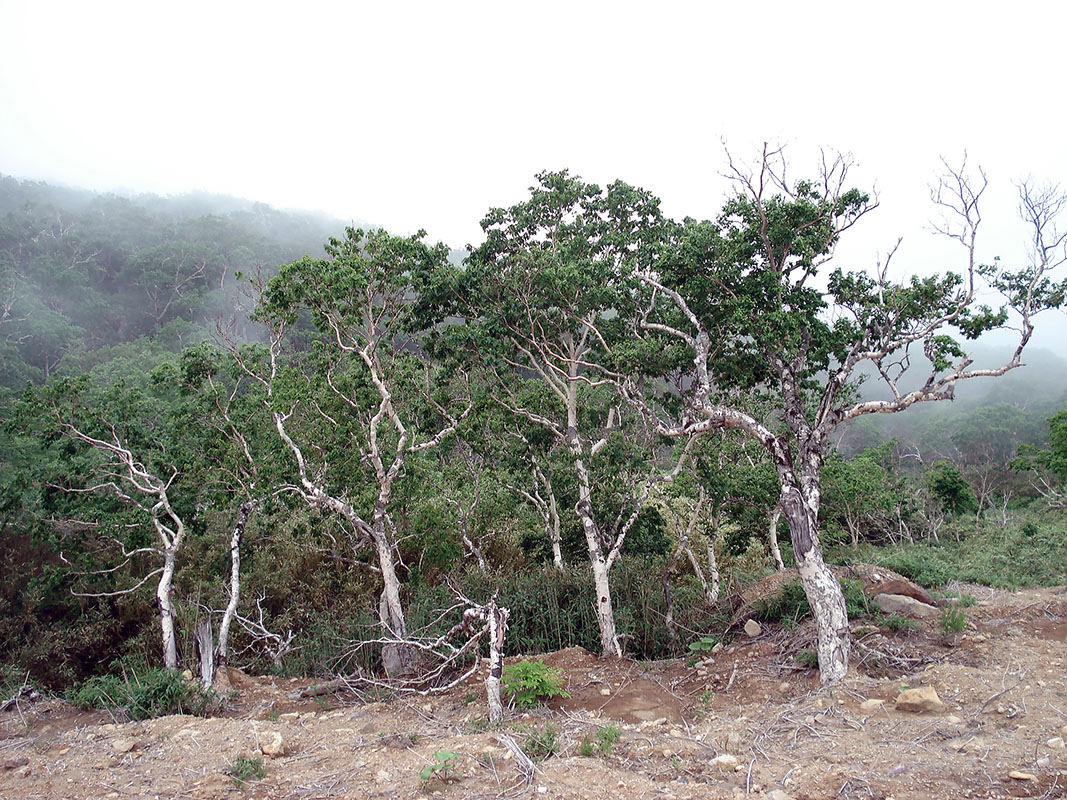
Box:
[2, 1, 1065, 311]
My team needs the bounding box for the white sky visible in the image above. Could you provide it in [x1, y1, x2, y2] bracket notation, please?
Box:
[2, 0, 1065, 331]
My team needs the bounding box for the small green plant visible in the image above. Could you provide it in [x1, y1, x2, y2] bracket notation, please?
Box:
[579, 723, 621, 756]
[502, 660, 570, 709]
[419, 749, 462, 782]
[941, 606, 967, 635]
[265, 707, 281, 722]
[794, 649, 819, 669]
[880, 613, 917, 632]
[67, 668, 215, 720]
[687, 635, 719, 654]
[523, 723, 560, 761]
[226, 755, 265, 786]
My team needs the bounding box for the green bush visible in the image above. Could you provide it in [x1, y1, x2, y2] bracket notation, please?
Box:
[578, 723, 621, 756]
[67, 668, 214, 720]
[522, 723, 560, 761]
[502, 660, 569, 708]
[226, 755, 265, 787]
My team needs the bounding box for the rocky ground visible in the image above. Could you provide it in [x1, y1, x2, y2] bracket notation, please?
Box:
[3, 578, 1067, 800]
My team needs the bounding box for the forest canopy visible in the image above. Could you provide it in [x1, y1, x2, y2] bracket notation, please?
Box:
[1, 152, 1065, 691]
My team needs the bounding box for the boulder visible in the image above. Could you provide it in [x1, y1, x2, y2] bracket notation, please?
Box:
[895, 686, 945, 713]
[743, 619, 762, 637]
[260, 731, 286, 758]
[873, 593, 939, 619]
[864, 578, 939, 606]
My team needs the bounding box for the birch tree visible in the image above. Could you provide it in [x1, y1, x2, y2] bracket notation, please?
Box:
[252, 226, 469, 677]
[459, 171, 692, 657]
[637, 147, 1066, 684]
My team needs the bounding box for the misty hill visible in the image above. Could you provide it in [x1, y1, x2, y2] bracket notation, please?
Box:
[0, 175, 359, 388]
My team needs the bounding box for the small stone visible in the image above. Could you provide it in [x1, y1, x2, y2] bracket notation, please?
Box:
[711, 642, 724, 653]
[260, 731, 286, 758]
[376, 769, 391, 782]
[946, 715, 962, 724]
[860, 699, 885, 713]
[599, 687, 612, 696]
[1048, 737, 1065, 748]
[1009, 771, 1037, 781]
[1037, 757, 1051, 767]
[4, 756, 29, 770]
[651, 717, 667, 726]
[744, 619, 762, 637]
[181, 669, 194, 681]
[778, 682, 790, 693]
[895, 686, 944, 713]
[765, 791, 794, 800]
[112, 738, 136, 754]
[279, 712, 300, 720]
[711, 754, 739, 769]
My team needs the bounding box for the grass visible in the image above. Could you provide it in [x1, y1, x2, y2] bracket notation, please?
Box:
[578, 724, 621, 756]
[848, 513, 1067, 590]
[226, 755, 265, 786]
[67, 668, 215, 720]
[522, 723, 560, 761]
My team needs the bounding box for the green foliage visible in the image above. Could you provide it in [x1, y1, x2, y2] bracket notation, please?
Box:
[881, 614, 917, 632]
[578, 723, 621, 756]
[941, 606, 967, 635]
[67, 668, 214, 720]
[875, 549, 953, 588]
[522, 723, 560, 761]
[929, 461, 978, 516]
[794, 649, 819, 669]
[502, 660, 569, 709]
[226, 755, 265, 786]
[419, 750, 462, 782]
[754, 580, 811, 626]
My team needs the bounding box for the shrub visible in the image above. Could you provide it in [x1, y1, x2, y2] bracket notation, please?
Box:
[502, 660, 569, 709]
[578, 723, 621, 756]
[67, 668, 214, 720]
[226, 755, 265, 787]
[941, 606, 967, 635]
[523, 723, 560, 761]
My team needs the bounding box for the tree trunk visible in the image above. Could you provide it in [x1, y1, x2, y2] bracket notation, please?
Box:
[484, 597, 509, 723]
[548, 491, 563, 569]
[195, 620, 214, 689]
[157, 547, 178, 671]
[700, 538, 721, 604]
[590, 555, 620, 657]
[767, 504, 785, 571]
[374, 524, 415, 678]
[216, 500, 251, 677]
[780, 485, 849, 685]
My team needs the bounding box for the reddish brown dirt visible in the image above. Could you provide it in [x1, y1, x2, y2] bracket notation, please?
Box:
[4, 583, 1067, 799]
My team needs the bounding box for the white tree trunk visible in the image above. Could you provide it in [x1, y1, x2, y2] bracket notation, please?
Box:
[157, 547, 179, 671]
[548, 491, 563, 569]
[216, 500, 251, 679]
[590, 556, 620, 657]
[375, 523, 414, 678]
[700, 538, 721, 604]
[484, 598, 509, 723]
[767, 504, 785, 571]
[781, 485, 849, 685]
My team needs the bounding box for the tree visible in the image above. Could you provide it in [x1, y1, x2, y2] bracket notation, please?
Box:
[637, 146, 1066, 684]
[251, 226, 469, 677]
[459, 171, 693, 657]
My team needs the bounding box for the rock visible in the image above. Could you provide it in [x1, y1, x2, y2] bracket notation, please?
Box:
[744, 619, 762, 637]
[375, 769, 391, 783]
[864, 579, 938, 606]
[180, 669, 194, 682]
[726, 731, 742, 751]
[4, 756, 29, 770]
[711, 642, 724, 653]
[1009, 771, 1037, 781]
[778, 682, 790, 693]
[599, 687, 612, 696]
[895, 686, 945, 713]
[1048, 737, 1065, 748]
[765, 791, 794, 800]
[873, 593, 939, 618]
[112, 738, 136, 754]
[860, 699, 885, 713]
[260, 731, 286, 758]
[711, 754, 739, 769]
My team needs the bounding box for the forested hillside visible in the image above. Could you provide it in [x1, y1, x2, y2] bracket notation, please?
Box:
[1, 156, 1065, 699]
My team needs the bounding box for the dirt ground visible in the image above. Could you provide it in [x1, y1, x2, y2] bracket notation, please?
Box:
[4, 581, 1067, 800]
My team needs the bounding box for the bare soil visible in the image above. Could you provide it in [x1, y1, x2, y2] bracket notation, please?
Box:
[4, 582, 1067, 800]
